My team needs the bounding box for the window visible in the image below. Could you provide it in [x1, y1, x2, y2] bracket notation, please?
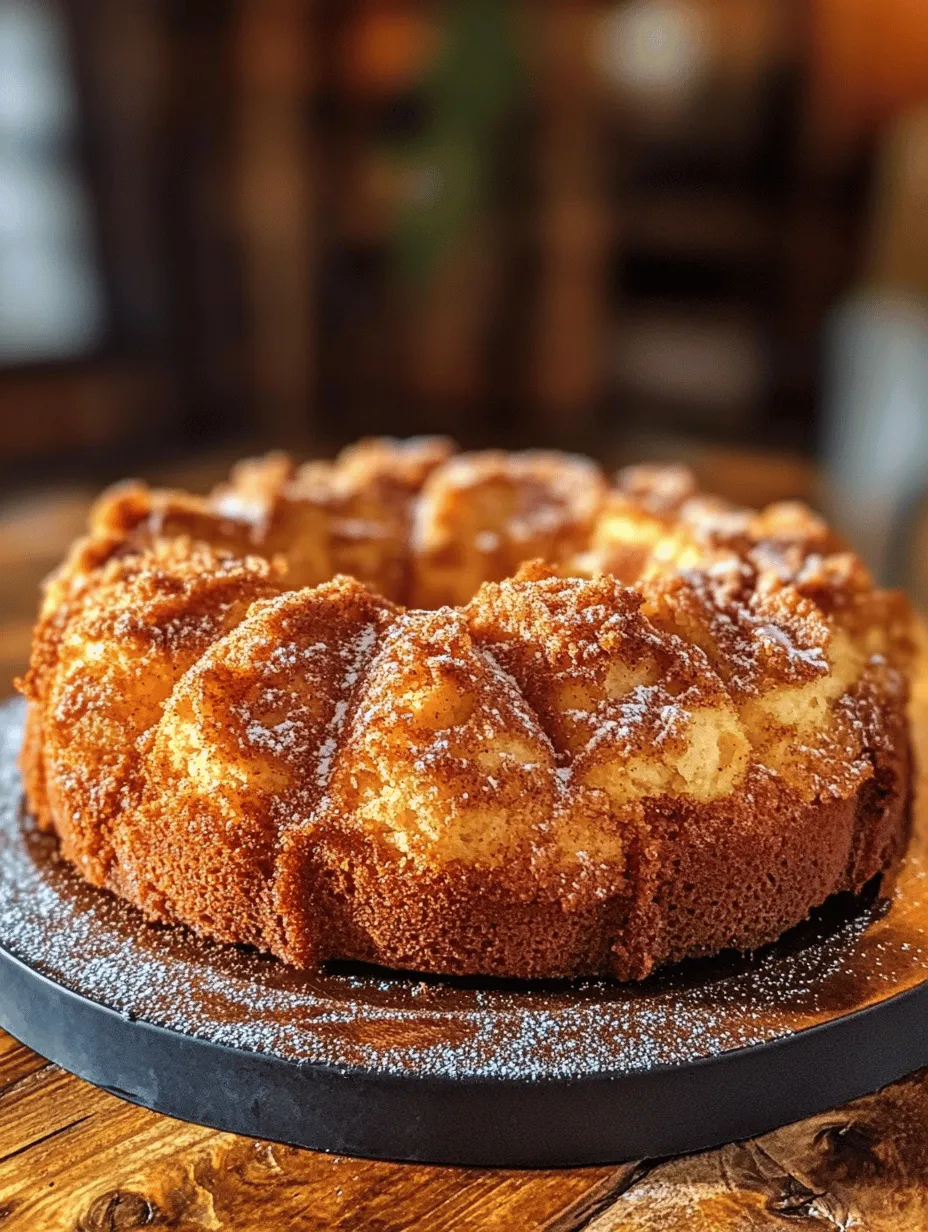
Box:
[0, 0, 104, 363]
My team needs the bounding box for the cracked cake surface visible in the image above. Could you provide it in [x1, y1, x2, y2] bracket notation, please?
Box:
[17, 437, 915, 979]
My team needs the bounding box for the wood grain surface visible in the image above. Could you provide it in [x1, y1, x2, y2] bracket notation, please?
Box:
[3, 1034, 928, 1230]
[2, 471, 927, 1230]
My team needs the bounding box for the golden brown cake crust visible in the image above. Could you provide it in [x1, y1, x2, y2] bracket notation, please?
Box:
[17, 441, 916, 980]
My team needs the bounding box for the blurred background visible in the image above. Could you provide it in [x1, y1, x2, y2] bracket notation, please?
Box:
[3, 0, 928, 682]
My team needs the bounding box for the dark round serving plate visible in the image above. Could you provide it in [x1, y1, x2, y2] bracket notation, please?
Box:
[2, 696, 928, 1167]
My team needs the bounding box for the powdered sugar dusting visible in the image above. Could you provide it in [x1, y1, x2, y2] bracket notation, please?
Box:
[2, 697, 924, 1083]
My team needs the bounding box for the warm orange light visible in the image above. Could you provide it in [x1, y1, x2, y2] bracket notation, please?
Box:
[342, 10, 436, 95]
[811, 0, 928, 143]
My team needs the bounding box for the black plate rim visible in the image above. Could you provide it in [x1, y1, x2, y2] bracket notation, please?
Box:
[3, 931, 928, 1091]
[3, 930, 928, 1166]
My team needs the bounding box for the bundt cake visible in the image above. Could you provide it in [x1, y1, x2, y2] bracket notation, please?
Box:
[17, 438, 915, 980]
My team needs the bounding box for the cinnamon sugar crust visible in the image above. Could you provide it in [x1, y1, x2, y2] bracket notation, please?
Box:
[17, 441, 916, 980]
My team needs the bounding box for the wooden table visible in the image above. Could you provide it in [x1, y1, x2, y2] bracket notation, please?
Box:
[3, 476, 928, 1230]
